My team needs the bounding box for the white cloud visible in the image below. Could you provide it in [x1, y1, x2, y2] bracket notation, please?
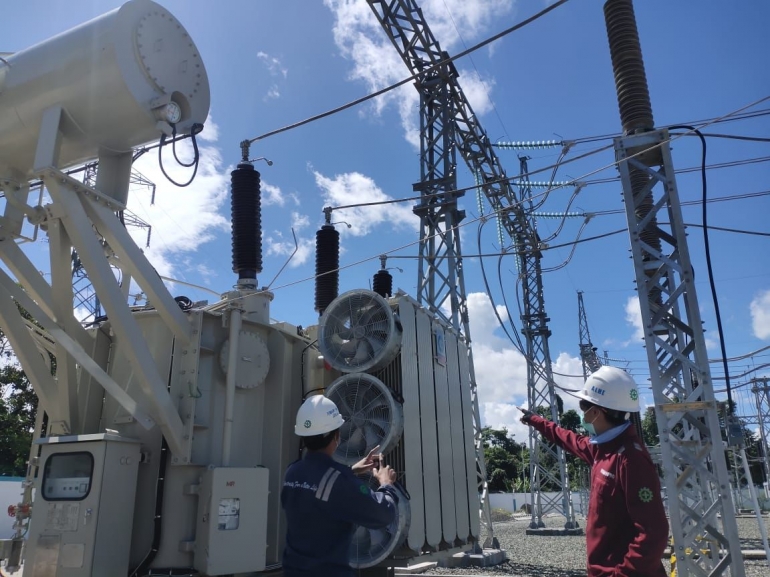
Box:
[457, 73, 496, 117]
[464, 291, 585, 436]
[552, 352, 584, 413]
[128, 116, 229, 281]
[257, 51, 288, 78]
[323, 0, 514, 147]
[262, 181, 286, 206]
[264, 231, 314, 268]
[313, 170, 416, 236]
[291, 212, 310, 230]
[750, 289, 770, 339]
[624, 296, 644, 344]
[703, 330, 718, 351]
[257, 52, 287, 100]
[262, 210, 315, 269]
[265, 85, 281, 100]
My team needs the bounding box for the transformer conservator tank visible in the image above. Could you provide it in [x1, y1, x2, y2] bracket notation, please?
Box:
[0, 0, 210, 174]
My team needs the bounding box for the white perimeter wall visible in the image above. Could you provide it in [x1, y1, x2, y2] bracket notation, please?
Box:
[0, 478, 25, 537]
[489, 491, 587, 515]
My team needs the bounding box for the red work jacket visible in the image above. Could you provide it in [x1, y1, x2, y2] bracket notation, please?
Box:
[529, 415, 669, 577]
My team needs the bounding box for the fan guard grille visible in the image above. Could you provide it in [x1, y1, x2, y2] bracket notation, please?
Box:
[319, 289, 401, 373]
[350, 481, 410, 568]
[327, 373, 404, 466]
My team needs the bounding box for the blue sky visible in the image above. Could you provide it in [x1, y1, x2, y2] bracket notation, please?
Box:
[3, 0, 769, 439]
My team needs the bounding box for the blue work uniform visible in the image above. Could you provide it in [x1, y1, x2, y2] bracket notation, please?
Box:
[281, 451, 398, 577]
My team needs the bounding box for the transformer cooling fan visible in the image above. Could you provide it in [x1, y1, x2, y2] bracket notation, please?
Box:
[319, 289, 402, 373]
[327, 373, 404, 466]
[350, 480, 410, 569]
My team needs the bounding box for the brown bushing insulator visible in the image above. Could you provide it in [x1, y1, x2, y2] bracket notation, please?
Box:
[230, 162, 262, 279]
[604, 0, 654, 134]
[315, 225, 340, 315]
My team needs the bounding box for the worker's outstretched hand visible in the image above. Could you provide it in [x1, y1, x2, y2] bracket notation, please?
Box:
[352, 445, 382, 476]
[373, 463, 397, 487]
[516, 405, 535, 424]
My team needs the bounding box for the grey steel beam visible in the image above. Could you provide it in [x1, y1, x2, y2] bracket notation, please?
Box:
[614, 129, 745, 577]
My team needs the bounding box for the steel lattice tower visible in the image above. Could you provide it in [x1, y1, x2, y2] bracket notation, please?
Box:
[604, 1, 745, 573]
[516, 155, 575, 530]
[368, 0, 577, 535]
[577, 291, 603, 379]
[753, 378, 770, 493]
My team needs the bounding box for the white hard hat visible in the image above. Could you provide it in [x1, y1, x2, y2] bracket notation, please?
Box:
[575, 366, 640, 413]
[294, 395, 345, 436]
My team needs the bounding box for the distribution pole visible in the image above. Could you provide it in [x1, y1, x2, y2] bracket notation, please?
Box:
[604, 1, 744, 574]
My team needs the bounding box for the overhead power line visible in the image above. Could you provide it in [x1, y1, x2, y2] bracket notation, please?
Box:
[244, 0, 572, 144]
[592, 188, 770, 216]
[565, 108, 770, 145]
[212, 95, 770, 312]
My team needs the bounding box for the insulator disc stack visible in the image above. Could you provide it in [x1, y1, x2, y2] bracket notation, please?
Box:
[604, 0, 662, 311]
[230, 162, 262, 280]
[372, 269, 393, 299]
[315, 224, 340, 315]
[603, 0, 654, 134]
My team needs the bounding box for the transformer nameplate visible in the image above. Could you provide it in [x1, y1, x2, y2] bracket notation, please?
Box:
[45, 502, 80, 531]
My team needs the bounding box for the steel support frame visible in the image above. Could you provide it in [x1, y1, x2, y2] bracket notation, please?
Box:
[729, 445, 770, 564]
[73, 163, 153, 323]
[367, 0, 574, 534]
[0, 166, 192, 457]
[752, 379, 770, 495]
[615, 129, 745, 577]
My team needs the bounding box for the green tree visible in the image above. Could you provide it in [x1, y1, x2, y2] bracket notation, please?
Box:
[560, 409, 581, 433]
[0, 302, 44, 477]
[0, 365, 37, 476]
[481, 426, 518, 453]
[481, 427, 522, 492]
[641, 406, 660, 447]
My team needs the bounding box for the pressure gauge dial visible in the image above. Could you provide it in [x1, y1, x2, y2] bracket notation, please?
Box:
[165, 101, 182, 124]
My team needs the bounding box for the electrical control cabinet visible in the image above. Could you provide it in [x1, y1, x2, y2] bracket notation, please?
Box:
[194, 467, 270, 575]
[24, 434, 140, 577]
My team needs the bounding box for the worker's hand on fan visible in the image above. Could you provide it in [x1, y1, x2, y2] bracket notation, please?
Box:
[373, 463, 397, 486]
[352, 445, 382, 475]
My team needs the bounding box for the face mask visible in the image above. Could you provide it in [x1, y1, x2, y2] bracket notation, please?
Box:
[581, 409, 597, 436]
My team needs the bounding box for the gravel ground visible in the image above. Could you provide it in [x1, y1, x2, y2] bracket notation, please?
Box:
[422, 514, 769, 576]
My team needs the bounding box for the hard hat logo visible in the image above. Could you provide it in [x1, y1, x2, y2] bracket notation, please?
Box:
[294, 395, 346, 436]
[575, 366, 641, 413]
